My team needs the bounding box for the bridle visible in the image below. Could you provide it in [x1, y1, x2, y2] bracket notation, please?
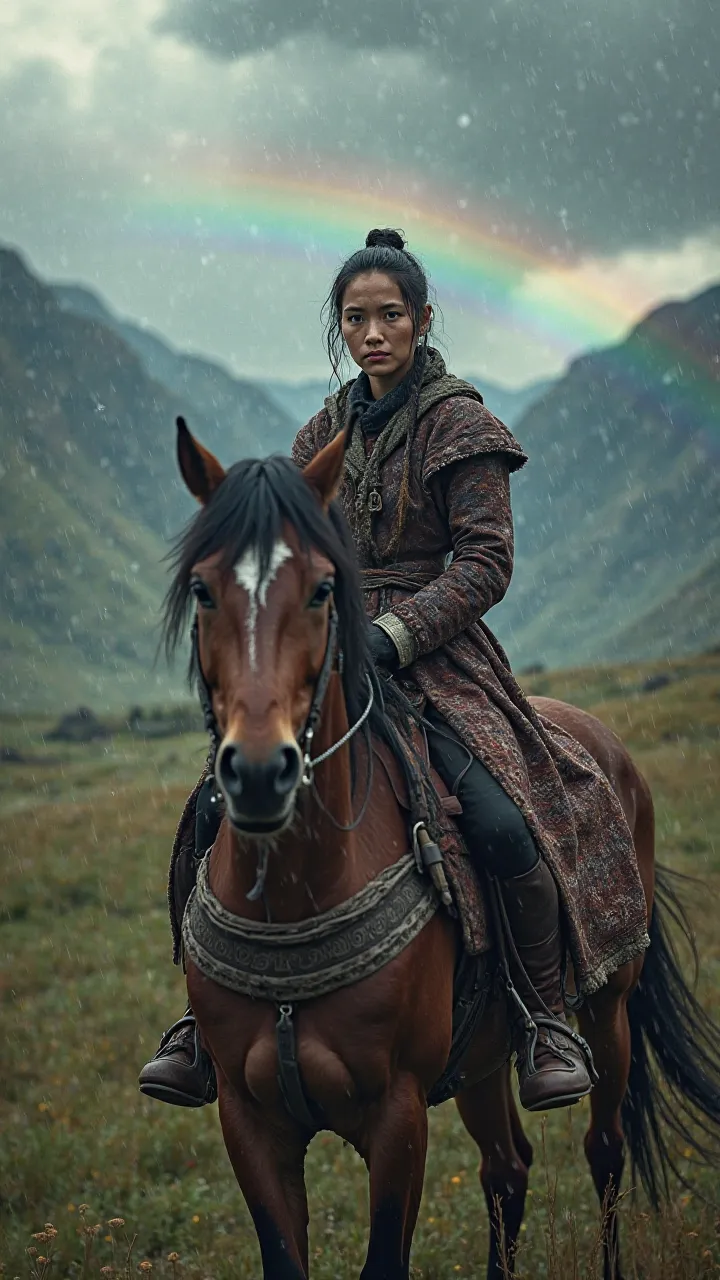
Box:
[190, 599, 374, 804]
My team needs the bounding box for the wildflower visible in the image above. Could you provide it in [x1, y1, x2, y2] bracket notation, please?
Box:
[101, 1268, 114, 1276]
[451, 1176, 462, 1185]
[38, 1102, 50, 1113]
[105, 1236, 113, 1243]
[167, 1255, 180, 1263]
[191, 1216, 200, 1225]
[44, 1225, 56, 1235]
[32, 1233, 49, 1243]
[139, 1262, 153, 1273]
[37, 1258, 48, 1266]
[27, 1248, 37, 1258]
[79, 1204, 90, 1214]
[67, 1205, 76, 1213]
[108, 1219, 125, 1229]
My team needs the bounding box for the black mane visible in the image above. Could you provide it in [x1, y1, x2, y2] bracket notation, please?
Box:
[163, 454, 372, 728]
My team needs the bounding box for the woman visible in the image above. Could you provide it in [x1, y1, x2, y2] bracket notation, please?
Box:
[140, 228, 638, 1113]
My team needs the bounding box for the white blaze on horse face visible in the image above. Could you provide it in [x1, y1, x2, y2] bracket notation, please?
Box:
[233, 540, 293, 670]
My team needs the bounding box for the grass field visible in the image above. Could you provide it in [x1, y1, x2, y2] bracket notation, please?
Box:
[1, 653, 719, 1278]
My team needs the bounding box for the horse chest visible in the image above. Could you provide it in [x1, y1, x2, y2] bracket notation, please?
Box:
[240, 1018, 386, 1129]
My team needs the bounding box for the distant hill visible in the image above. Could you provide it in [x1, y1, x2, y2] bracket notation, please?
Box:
[0, 249, 295, 712]
[265, 373, 552, 430]
[491, 286, 720, 668]
[54, 285, 296, 458]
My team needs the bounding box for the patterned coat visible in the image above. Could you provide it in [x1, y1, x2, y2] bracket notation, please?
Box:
[291, 354, 649, 994]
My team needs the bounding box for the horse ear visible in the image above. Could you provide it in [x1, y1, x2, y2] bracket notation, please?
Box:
[302, 429, 348, 509]
[176, 416, 226, 504]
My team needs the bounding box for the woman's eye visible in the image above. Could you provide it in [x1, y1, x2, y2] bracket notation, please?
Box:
[347, 313, 364, 324]
[385, 311, 401, 320]
[309, 580, 334, 609]
[190, 579, 216, 609]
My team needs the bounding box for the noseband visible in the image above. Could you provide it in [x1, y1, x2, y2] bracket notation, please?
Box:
[190, 602, 374, 795]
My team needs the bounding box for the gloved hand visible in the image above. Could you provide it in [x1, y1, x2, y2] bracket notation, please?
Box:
[366, 622, 400, 671]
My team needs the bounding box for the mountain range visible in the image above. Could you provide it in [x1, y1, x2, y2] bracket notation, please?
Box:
[493, 286, 720, 665]
[0, 244, 717, 710]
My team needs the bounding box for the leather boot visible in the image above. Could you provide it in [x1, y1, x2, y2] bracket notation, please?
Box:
[138, 1009, 218, 1108]
[499, 858, 596, 1112]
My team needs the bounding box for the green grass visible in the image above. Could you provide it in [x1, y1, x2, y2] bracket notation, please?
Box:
[1, 655, 720, 1278]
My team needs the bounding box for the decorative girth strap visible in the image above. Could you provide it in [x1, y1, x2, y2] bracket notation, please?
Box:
[182, 853, 438, 1004]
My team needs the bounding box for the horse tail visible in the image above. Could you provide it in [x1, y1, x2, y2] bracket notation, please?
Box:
[622, 864, 720, 1205]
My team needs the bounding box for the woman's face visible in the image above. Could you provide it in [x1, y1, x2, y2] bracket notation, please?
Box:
[340, 271, 430, 394]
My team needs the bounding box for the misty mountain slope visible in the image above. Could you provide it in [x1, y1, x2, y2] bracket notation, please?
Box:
[0, 248, 205, 708]
[492, 286, 720, 667]
[265, 373, 553, 430]
[54, 285, 297, 458]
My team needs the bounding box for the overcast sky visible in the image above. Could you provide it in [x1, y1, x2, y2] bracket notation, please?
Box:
[2, 0, 719, 386]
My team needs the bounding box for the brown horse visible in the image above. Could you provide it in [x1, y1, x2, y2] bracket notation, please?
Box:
[165, 419, 720, 1280]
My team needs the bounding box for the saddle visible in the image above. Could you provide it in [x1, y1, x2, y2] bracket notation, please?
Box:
[371, 730, 491, 957]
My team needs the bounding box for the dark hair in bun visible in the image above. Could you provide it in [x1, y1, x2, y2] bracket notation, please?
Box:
[365, 227, 407, 251]
[322, 226, 433, 386]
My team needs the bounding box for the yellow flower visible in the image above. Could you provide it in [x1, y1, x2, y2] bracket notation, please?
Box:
[450, 1175, 462, 1186]
[105, 1235, 113, 1243]
[191, 1215, 200, 1225]
[67, 1204, 76, 1213]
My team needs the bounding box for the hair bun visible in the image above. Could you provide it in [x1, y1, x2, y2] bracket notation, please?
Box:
[365, 227, 407, 252]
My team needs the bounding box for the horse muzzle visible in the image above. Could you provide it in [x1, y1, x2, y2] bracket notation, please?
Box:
[216, 740, 302, 835]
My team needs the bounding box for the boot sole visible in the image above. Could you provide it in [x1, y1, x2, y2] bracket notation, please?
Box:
[138, 1082, 211, 1108]
[522, 1084, 593, 1113]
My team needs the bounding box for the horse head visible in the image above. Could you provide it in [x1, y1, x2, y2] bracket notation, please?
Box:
[166, 417, 366, 837]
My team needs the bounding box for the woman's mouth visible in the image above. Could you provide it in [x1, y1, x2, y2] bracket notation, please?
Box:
[366, 352, 390, 362]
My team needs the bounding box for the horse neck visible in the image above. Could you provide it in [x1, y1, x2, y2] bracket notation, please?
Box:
[211, 671, 362, 923]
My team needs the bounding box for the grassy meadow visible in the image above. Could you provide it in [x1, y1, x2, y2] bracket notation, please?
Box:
[1, 652, 719, 1278]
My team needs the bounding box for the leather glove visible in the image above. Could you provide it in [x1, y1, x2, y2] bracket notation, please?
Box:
[366, 622, 401, 671]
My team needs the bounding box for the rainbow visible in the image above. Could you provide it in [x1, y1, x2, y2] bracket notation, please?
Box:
[130, 155, 651, 359]
[129, 155, 719, 415]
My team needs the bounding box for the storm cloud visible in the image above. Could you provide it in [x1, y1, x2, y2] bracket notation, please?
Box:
[159, 0, 720, 254]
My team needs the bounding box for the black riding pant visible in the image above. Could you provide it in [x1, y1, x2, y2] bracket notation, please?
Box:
[424, 705, 538, 879]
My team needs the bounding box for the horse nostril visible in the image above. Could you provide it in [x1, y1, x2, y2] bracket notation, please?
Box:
[218, 744, 244, 797]
[273, 745, 301, 797]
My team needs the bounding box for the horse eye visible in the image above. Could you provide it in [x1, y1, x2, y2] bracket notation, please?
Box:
[309, 580, 334, 609]
[190, 578, 216, 609]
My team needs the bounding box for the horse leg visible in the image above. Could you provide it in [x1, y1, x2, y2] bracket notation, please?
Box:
[217, 1081, 310, 1279]
[456, 1063, 531, 1280]
[578, 963, 640, 1280]
[359, 1072, 428, 1280]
